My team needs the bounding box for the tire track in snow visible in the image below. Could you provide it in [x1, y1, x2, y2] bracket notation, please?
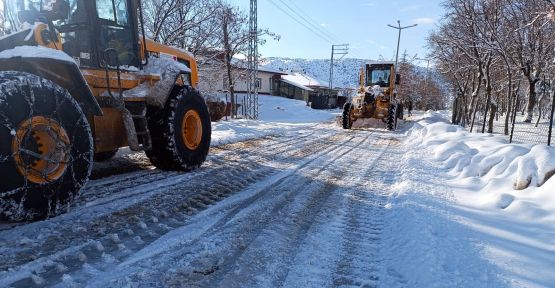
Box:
[211, 133, 388, 288]
[330, 139, 398, 288]
[76, 128, 330, 208]
[0, 130, 344, 287]
[72, 129, 334, 211]
[282, 139, 395, 287]
[52, 132, 360, 288]
[85, 132, 377, 288]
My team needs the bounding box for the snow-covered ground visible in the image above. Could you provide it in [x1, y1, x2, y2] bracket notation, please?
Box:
[1, 96, 555, 287]
[211, 94, 339, 145]
[384, 111, 555, 287]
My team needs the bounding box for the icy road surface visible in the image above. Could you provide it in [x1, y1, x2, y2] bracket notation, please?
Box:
[3, 104, 551, 288]
[0, 124, 401, 287]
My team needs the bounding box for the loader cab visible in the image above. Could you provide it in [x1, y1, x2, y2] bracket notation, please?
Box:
[14, 0, 142, 69]
[365, 63, 394, 88]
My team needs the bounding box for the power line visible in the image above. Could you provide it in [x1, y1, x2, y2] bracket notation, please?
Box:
[276, 0, 341, 43]
[329, 44, 349, 89]
[265, 0, 334, 44]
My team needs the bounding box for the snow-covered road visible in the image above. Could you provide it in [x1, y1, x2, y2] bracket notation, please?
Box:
[2, 96, 555, 288]
[0, 123, 405, 287]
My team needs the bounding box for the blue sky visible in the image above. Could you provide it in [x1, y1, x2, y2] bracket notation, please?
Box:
[226, 0, 444, 61]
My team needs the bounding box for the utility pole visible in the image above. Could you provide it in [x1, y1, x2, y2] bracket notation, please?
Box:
[246, 0, 259, 119]
[415, 57, 431, 112]
[387, 20, 417, 102]
[329, 44, 349, 90]
[416, 57, 431, 97]
[416, 58, 431, 80]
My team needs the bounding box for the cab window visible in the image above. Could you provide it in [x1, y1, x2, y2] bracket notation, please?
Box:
[96, 0, 128, 26]
[95, 0, 138, 68]
[54, 0, 96, 67]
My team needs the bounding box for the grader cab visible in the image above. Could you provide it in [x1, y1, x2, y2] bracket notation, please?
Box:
[0, 0, 211, 220]
[342, 62, 403, 130]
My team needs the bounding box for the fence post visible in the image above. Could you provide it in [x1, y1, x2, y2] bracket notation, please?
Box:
[510, 91, 520, 143]
[549, 90, 555, 146]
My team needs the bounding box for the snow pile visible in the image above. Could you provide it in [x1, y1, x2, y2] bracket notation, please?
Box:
[407, 111, 555, 190]
[381, 111, 555, 287]
[211, 95, 338, 145]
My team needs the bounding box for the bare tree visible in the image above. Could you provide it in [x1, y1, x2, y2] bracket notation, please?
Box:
[0, 1, 7, 36]
[219, 5, 249, 116]
[142, 0, 222, 54]
[429, 0, 555, 134]
[216, 3, 278, 117]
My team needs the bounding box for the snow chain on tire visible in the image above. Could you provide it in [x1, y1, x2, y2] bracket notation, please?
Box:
[342, 102, 354, 129]
[387, 104, 397, 131]
[0, 71, 93, 220]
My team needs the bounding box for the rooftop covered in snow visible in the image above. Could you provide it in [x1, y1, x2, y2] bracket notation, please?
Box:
[281, 72, 329, 89]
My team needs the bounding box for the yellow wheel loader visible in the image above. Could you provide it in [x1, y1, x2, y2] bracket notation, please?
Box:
[0, 0, 211, 220]
[342, 62, 403, 130]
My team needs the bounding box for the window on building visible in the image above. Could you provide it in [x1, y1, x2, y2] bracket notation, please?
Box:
[256, 78, 262, 89]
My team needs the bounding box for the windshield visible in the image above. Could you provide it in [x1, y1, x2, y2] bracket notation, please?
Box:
[366, 66, 392, 87]
[3, 0, 70, 29]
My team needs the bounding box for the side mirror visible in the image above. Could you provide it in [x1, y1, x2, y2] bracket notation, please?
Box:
[395, 74, 401, 85]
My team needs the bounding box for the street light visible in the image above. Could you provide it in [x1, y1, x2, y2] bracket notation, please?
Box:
[387, 20, 417, 101]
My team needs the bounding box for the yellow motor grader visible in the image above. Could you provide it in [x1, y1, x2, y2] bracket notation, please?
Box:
[342, 61, 403, 130]
[0, 0, 211, 220]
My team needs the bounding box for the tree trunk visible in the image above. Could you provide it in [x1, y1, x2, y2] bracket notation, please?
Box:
[488, 103, 497, 134]
[481, 60, 493, 133]
[222, 10, 236, 118]
[504, 68, 513, 135]
[452, 96, 458, 124]
[457, 95, 465, 125]
[469, 64, 484, 132]
[225, 58, 235, 117]
[524, 78, 537, 123]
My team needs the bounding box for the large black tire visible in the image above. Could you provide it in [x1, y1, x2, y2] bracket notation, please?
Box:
[342, 102, 354, 129]
[146, 86, 211, 171]
[94, 149, 119, 162]
[387, 104, 397, 131]
[0, 71, 93, 220]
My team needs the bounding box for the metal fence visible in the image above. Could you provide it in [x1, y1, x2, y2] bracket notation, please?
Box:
[466, 90, 555, 146]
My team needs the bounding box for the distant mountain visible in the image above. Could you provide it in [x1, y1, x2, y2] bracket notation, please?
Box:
[261, 57, 370, 89]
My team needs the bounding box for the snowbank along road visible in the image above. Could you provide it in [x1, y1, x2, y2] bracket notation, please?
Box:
[0, 122, 404, 287]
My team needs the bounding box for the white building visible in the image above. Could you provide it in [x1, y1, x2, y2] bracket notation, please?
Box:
[197, 57, 286, 95]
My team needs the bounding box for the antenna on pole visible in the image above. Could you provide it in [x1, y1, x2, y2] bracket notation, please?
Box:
[246, 0, 259, 120]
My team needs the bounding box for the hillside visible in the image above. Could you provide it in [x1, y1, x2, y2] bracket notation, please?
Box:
[261, 57, 370, 89]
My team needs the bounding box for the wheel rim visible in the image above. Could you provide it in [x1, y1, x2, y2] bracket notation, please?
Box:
[11, 116, 71, 184]
[182, 109, 203, 150]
